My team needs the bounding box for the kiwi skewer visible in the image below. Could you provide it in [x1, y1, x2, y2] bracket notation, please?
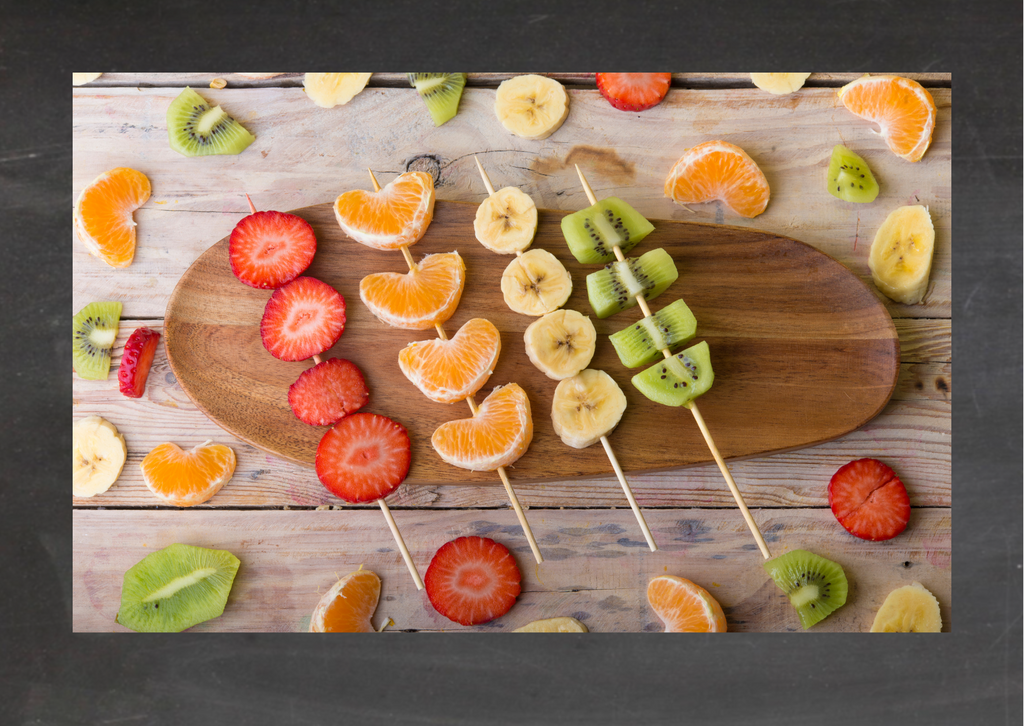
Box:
[368, 169, 545, 565]
[574, 166, 771, 560]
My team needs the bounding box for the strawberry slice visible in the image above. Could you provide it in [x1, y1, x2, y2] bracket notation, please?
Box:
[595, 73, 672, 112]
[288, 358, 369, 426]
[315, 413, 410, 503]
[260, 276, 346, 361]
[828, 458, 911, 541]
[118, 327, 161, 398]
[230, 211, 317, 289]
[425, 536, 521, 626]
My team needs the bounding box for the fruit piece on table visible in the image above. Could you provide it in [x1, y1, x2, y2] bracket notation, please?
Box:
[664, 140, 770, 219]
[398, 318, 501, 404]
[360, 251, 465, 330]
[409, 73, 467, 126]
[229, 210, 317, 289]
[870, 581, 942, 633]
[494, 74, 569, 140]
[309, 568, 382, 632]
[524, 309, 596, 380]
[141, 441, 236, 507]
[501, 248, 573, 316]
[74, 167, 151, 268]
[586, 247, 678, 319]
[632, 340, 714, 407]
[513, 616, 588, 633]
[551, 369, 627, 449]
[595, 73, 672, 111]
[316, 413, 411, 503]
[749, 73, 811, 95]
[73, 73, 103, 85]
[609, 298, 697, 368]
[827, 145, 880, 203]
[560, 196, 655, 264]
[116, 543, 240, 632]
[425, 536, 521, 626]
[763, 549, 849, 630]
[868, 205, 935, 305]
[474, 187, 538, 254]
[288, 358, 369, 426]
[837, 74, 936, 162]
[118, 326, 161, 399]
[166, 87, 255, 157]
[303, 73, 372, 108]
[72, 301, 121, 380]
[431, 383, 533, 472]
[828, 458, 910, 541]
[260, 277, 347, 361]
[73, 415, 127, 498]
[334, 170, 436, 250]
[647, 575, 728, 632]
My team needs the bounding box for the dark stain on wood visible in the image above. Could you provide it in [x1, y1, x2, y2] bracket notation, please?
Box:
[531, 145, 636, 184]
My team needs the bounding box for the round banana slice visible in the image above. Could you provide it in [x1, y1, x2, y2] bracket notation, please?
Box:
[551, 369, 628, 449]
[494, 74, 570, 140]
[749, 73, 811, 95]
[524, 309, 596, 380]
[73, 415, 127, 497]
[474, 187, 538, 254]
[870, 581, 942, 632]
[500, 248, 572, 316]
[868, 205, 935, 305]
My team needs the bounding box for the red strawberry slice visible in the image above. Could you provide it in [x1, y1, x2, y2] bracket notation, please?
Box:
[230, 210, 317, 289]
[315, 413, 410, 503]
[828, 458, 910, 541]
[595, 73, 672, 112]
[288, 358, 369, 426]
[118, 327, 161, 398]
[260, 276, 346, 361]
[425, 536, 521, 626]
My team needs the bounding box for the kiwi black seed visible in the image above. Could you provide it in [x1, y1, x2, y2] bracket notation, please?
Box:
[167, 87, 255, 157]
[826, 145, 879, 203]
[609, 298, 698, 368]
[561, 197, 655, 264]
[762, 549, 849, 629]
[586, 247, 678, 318]
[73, 301, 122, 380]
[408, 73, 467, 127]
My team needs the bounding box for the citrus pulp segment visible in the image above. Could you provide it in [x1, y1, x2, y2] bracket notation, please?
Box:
[334, 170, 435, 250]
[838, 75, 936, 162]
[664, 140, 770, 218]
[647, 575, 728, 632]
[430, 383, 533, 471]
[140, 442, 236, 507]
[398, 318, 501, 404]
[309, 569, 382, 632]
[74, 167, 151, 267]
[359, 252, 466, 330]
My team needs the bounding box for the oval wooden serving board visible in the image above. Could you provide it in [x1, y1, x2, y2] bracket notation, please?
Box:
[165, 199, 899, 487]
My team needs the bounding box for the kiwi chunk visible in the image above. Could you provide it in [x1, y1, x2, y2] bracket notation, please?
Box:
[763, 549, 849, 630]
[408, 73, 467, 126]
[610, 298, 697, 368]
[561, 197, 655, 264]
[827, 145, 879, 203]
[631, 340, 713, 407]
[167, 87, 255, 157]
[586, 247, 678, 319]
[73, 301, 121, 380]
[116, 543, 240, 632]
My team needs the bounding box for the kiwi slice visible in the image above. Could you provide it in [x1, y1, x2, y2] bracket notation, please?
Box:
[763, 549, 849, 630]
[408, 73, 467, 126]
[116, 543, 240, 632]
[561, 197, 655, 264]
[167, 87, 255, 157]
[73, 301, 122, 380]
[586, 248, 678, 319]
[631, 340, 713, 407]
[610, 298, 697, 368]
[827, 145, 879, 203]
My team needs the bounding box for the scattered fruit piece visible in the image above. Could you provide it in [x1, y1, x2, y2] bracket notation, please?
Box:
[73, 73, 103, 85]
[474, 187, 538, 254]
[749, 73, 811, 95]
[431, 383, 533, 471]
[398, 318, 501, 404]
[209, 78, 227, 89]
[632, 340, 714, 407]
[72, 301, 121, 380]
[595, 73, 672, 111]
[140, 441, 236, 507]
[586, 247, 678, 319]
[316, 413, 411, 503]
[359, 251, 465, 330]
[118, 327, 161, 399]
[166, 87, 255, 157]
[513, 616, 588, 633]
[868, 205, 935, 305]
[524, 309, 596, 381]
[425, 536, 521, 626]
[560, 196, 655, 264]
[74, 167, 151, 268]
[309, 568, 382, 632]
[288, 358, 369, 426]
[828, 458, 910, 541]
[664, 140, 770, 218]
[763, 549, 849, 629]
[260, 277, 347, 361]
[501, 248, 573, 316]
[827, 145, 879, 203]
[73, 415, 127, 498]
[647, 575, 728, 632]
[609, 298, 697, 368]
[409, 73, 467, 126]
[334, 171, 436, 250]
[229, 210, 317, 289]
[494, 74, 569, 140]
[303, 73, 372, 108]
[870, 582, 942, 632]
[837, 75, 936, 162]
[551, 369, 627, 448]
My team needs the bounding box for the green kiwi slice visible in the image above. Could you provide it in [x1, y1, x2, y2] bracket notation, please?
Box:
[827, 145, 879, 203]
[609, 298, 697, 368]
[408, 73, 467, 126]
[586, 247, 678, 319]
[73, 301, 121, 380]
[631, 340, 713, 407]
[763, 549, 849, 630]
[167, 87, 255, 157]
[116, 543, 240, 632]
[561, 197, 655, 263]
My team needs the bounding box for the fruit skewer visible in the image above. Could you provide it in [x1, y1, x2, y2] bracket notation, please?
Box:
[574, 166, 771, 560]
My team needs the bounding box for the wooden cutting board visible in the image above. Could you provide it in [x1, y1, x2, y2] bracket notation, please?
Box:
[165, 199, 899, 486]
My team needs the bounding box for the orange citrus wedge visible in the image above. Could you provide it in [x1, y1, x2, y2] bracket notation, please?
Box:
[647, 575, 728, 632]
[309, 568, 381, 633]
[664, 140, 770, 218]
[399, 318, 501, 404]
[334, 170, 435, 250]
[431, 383, 533, 471]
[140, 441, 236, 507]
[837, 75, 936, 162]
[359, 252, 465, 330]
[74, 167, 151, 267]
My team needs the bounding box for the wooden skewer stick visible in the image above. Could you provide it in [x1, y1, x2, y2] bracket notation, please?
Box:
[601, 436, 657, 551]
[474, 156, 525, 259]
[378, 498, 425, 590]
[575, 165, 771, 560]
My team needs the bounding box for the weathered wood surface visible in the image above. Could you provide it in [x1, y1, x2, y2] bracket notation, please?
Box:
[72, 508, 951, 633]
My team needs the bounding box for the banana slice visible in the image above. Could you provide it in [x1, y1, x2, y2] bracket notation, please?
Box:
[501, 248, 572, 316]
[868, 205, 935, 304]
[524, 309, 596, 380]
[73, 73, 103, 86]
[551, 369, 628, 449]
[474, 187, 538, 254]
[870, 582, 942, 632]
[73, 415, 127, 497]
[513, 616, 589, 633]
[749, 73, 811, 95]
[303, 73, 372, 108]
[494, 74, 570, 140]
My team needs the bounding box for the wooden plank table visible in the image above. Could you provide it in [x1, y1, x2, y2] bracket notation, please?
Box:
[72, 72, 951, 632]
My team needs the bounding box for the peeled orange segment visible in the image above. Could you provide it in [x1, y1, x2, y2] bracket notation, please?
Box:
[647, 575, 728, 633]
[838, 75, 936, 162]
[431, 383, 533, 472]
[309, 569, 381, 633]
[334, 170, 435, 250]
[664, 140, 770, 219]
[359, 252, 465, 330]
[140, 441, 236, 507]
[74, 167, 151, 267]
[399, 318, 501, 404]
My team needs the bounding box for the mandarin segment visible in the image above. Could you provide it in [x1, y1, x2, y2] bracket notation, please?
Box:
[399, 318, 501, 404]
[647, 575, 728, 633]
[431, 383, 533, 472]
[140, 441, 236, 507]
[664, 140, 770, 218]
[359, 252, 466, 330]
[334, 171, 435, 250]
[838, 75, 936, 162]
[309, 569, 382, 632]
[74, 167, 151, 267]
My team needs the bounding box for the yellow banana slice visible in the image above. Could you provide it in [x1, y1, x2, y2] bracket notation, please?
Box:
[303, 73, 372, 108]
[524, 309, 596, 380]
[513, 616, 589, 632]
[494, 74, 569, 140]
[868, 205, 935, 304]
[73, 73, 103, 86]
[749, 73, 811, 95]
[551, 369, 628, 449]
[870, 582, 942, 632]
[73, 415, 127, 497]
[474, 187, 538, 254]
[500, 248, 572, 316]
